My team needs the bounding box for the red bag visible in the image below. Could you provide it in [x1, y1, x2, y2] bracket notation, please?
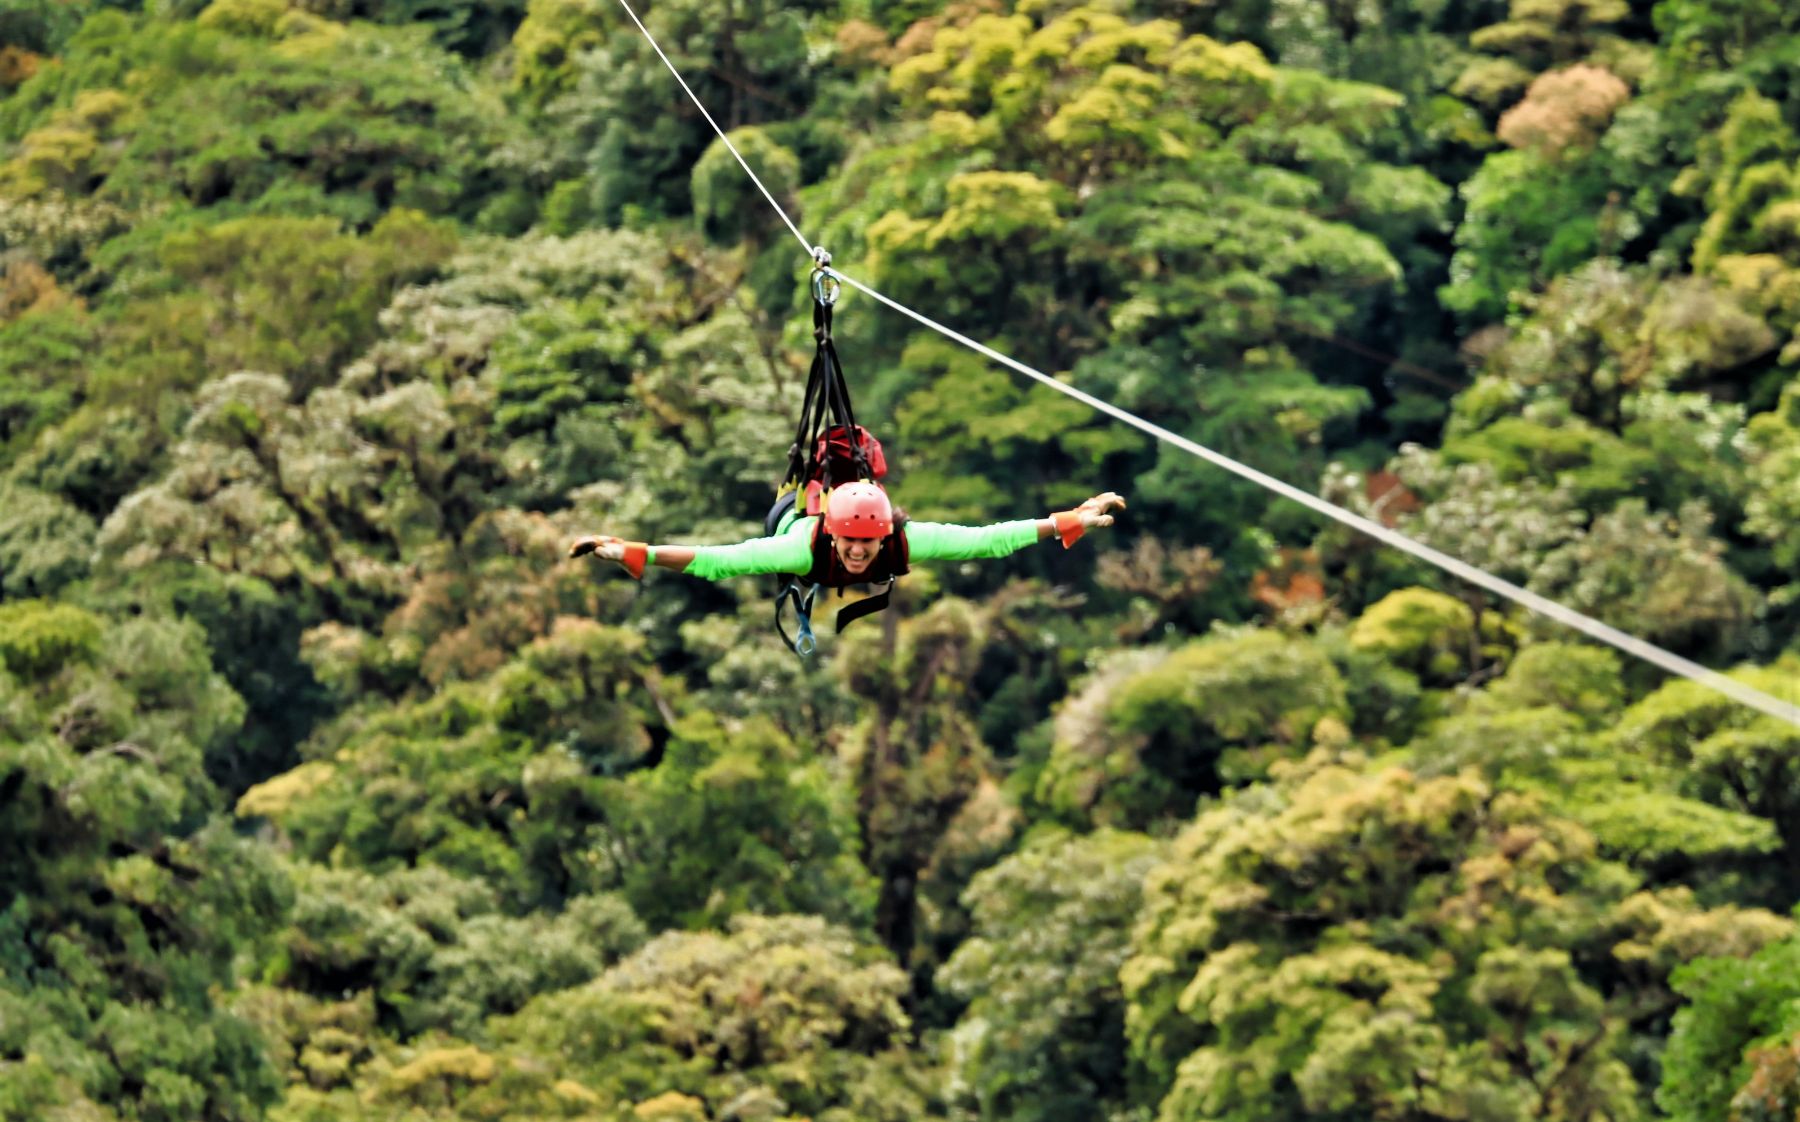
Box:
[804, 424, 886, 515]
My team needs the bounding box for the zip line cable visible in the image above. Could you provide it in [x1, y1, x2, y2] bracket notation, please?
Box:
[829, 273, 1800, 727]
[608, 0, 814, 259]
[616, 0, 1463, 393]
[609, 0, 1800, 729]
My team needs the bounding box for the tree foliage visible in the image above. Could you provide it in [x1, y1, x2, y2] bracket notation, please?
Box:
[1124, 761, 1790, 1122]
[1039, 628, 1348, 829]
[0, 603, 287, 1121]
[1660, 930, 1800, 1122]
[940, 827, 1164, 1122]
[6, 0, 1800, 1118]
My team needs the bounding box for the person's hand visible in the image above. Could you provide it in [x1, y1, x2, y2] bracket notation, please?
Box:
[569, 534, 628, 562]
[569, 534, 648, 578]
[1074, 491, 1127, 529]
[1048, 491, 1126, 548]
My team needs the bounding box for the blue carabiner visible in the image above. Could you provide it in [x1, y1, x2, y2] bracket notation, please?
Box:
[794, 581, 820, 658]
[794, 610, 817, 658]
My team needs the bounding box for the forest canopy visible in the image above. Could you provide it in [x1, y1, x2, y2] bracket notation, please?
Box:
[6, 0, 1800, 1119]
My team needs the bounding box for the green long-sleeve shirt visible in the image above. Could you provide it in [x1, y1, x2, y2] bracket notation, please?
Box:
[674, 515, 1041, 581]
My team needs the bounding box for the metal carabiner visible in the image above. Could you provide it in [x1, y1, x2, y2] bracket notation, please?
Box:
[811, 245, 840, 307]
[794, 611, 817, 658]
[775, 580, 822, 659]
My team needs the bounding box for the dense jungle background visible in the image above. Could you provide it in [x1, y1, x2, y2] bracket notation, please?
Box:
[5, 0, 1800, 1118]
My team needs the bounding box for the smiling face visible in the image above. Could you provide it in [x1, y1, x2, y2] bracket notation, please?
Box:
[832, 534, 883, 576]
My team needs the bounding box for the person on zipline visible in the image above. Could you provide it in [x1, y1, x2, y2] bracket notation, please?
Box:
[568, 483, 1126, 585]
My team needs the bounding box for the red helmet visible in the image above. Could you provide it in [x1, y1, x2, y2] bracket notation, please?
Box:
[823, 481, 894, 538]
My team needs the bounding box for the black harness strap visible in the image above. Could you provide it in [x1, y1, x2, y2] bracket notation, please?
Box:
[782, 296, 870, 497]
[767, 278, 893, 657]
[834, 583, 893, 632]
[765, 490, 817, 656]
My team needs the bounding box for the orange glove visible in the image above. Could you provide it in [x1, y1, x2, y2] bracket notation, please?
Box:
[1050, 510, 1087, 549]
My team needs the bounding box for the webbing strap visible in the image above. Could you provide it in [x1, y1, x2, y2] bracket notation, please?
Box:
[784, 297, 869, 496]
[834, 582, 893, 633]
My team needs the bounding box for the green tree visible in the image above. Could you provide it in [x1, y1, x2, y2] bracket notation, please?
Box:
[0, 304, 92, 453]
[0, 480, 96, 598]
[1453, 260, 1773, 435]
[1743, 383, 1800, 578]
[691, 127, 801, 248]
[1456, 0, 1644, 102]
[1614, 661, 1800, 898]
[1654, 0, 1800, 71]
[0, 0, 88, 60]
[1529, 498, 1759, 658]
[0, 601, 289, 1121]
[834, 595, 1011, 972]
[95, 294, 479, 628]
[1418, 645, 1781, 883]
[1320, 447, 1758, 656]
[1441, 147, 1630, 324]
[1349, 586, 1479, 682]
[482, 915, 941, 1121]
[99, 210, 457, 399]
[1318, 449, 1579, 613]
[509, 0, 610, 107]
[549, 0, 836, 225]
[483, 229, 791, 518]
[2, 9, 526, 224]
[270, 861, 644, 1039]
[1123, 761, 1791, 1121]
[604, 713, 878, 932]
[940, 828, 1165, 1122]
[1660, 929, 1800, 1122]
[248, 618, 670, 905]
[1038, 627, 1349, 829]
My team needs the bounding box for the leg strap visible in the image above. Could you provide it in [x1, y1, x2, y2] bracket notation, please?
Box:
[834, 581, 893, 633]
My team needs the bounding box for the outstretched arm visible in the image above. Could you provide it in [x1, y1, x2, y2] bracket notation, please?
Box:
[569, 522, 813, 581]
[568, 537, 695, 575]
[907, 492, 1128, 561]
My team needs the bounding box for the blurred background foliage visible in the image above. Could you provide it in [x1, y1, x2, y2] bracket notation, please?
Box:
[7, 0, 1800, 1118]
